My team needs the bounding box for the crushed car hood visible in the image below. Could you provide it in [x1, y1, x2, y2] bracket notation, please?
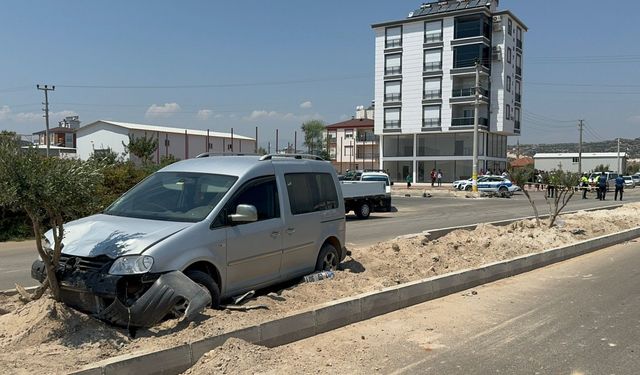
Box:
[47, 214, 192, 259]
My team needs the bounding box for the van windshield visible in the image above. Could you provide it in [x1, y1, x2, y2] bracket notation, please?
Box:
[104, 172, 237, 222]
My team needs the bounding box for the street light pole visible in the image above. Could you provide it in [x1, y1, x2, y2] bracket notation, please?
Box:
[472, 60, 480, 192]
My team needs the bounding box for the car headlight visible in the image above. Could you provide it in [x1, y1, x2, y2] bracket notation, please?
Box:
[109, 255, 154, 275]
[38, 238, 53, 261]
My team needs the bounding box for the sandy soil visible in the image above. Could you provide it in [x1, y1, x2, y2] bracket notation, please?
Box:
[1, 203, 639, 374]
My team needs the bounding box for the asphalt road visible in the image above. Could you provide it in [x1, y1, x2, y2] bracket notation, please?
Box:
[1, 189, 639, 290]
[273, 240, 640, 374]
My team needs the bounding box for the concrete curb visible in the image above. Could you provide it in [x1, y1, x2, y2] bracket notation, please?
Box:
[0, 285, 38, 297]
[71, 225, 640, 375]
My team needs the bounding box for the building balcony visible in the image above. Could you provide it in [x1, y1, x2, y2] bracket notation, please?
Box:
[385, 39, 402, 49]
[423, 90, 441, 100]
[384, 93, 402, 102]
[516, 39, 523, 49]
[515, 93, 521, 103]
[451, 117, 488, 126]
[385, 67, 402, 76]
[516, 67, 522, 76]
[424, 33, 443, 44]
[515, 121, 521, 130]
[423, 61, 442, 72]
[452, 87, 489, 97]
[356, 135, 377, 143]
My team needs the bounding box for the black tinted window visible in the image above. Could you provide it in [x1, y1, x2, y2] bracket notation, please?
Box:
[213, 177, 279, 227]
[285, 173, 339, 215]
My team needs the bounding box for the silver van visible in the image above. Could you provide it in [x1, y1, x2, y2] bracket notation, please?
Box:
[31, 154, 347, 327]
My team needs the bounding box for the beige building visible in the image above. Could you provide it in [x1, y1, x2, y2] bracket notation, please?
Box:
[326, 117, 379, 173]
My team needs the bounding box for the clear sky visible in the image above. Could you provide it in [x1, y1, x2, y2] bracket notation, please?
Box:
[1, 0, 639, 148]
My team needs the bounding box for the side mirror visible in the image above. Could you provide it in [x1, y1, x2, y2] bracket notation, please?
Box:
[229, 204, 258, 223]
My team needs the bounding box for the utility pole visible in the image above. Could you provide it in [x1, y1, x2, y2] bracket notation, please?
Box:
[37, 84, 55, 157]
[255, 126, 258, 154]
[472, 60, 480, 192]
[617, 137, 621, 174]
[578, 120, 584, 175]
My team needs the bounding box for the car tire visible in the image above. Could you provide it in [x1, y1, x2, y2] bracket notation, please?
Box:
[498, 186, 508, 193]
[383, 199, 392, 212]
[184, 270, 221, 309]
[465, 185, 472, 191]
[356, 202, 371, 219]
[315, 243, 339, 271]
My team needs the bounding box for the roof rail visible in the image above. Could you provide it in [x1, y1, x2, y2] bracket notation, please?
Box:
[195, 152, 257, 158]
[259, 153, 326, 161]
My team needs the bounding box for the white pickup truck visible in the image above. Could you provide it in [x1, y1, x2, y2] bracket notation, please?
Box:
[341, 180, 392, 219]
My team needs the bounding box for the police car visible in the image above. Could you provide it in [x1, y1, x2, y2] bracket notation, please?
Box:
[476, 176, 519, 193]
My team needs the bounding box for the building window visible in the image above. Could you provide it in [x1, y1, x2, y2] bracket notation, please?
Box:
[515, 80, 521, 102]
[384, 81, 402, 102]
[422, 105, 441, 128]
[453, 44, 490, 69]
[385, 53, 402, 75]
[454, 15, 491, 39]
[572, 157, 579, 163]
[516, 54, 522, 76]
[506, 76, 512, 92]
[423, 49, 442, 72]
[208, 142, 213, 150]
[383, 135, 413, 157]
[506, 104, 511, 120]
[508, 19, 513, 35]
[423, 77, 441, 99]
[516, 27, 523, 48]
[344, 129, 354, 139]
[385, 26, 402, 48]
[424, 20, 443, 43]
[507, 47, 512, 63]
[514, 107, 521, 130]
[344, 145, 353, 156]
[384, 108, 401, 129]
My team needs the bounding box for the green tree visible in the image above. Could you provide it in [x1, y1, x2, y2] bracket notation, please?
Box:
[545, 169, 581, 228]
[626, 162, 640, 175]
[508, 167, 541, 226]
[301, 120, 327, 155]
[0, 140, 102, 301]
[256, 146, 268, 156]
[123, 133, 158, 165]
[593, 164, 610, 172]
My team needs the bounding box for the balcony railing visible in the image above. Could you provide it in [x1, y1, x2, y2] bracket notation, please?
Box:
[385, 66, 402, 75]
[424, 33, 443, 43]
[515, 120, 521, 130]
[515, 93, 521, 103]
[386, 39, 402, 48]
[384, 120, 401, 129]
[422, 118, 441, 127]
[516, 66, 522, 76]
[452, 87, 489, 97]
[451, 117, 488, 126]
[384, 93, 402, 102]
[423, 90, 441, 100]
[516, 39, 522, 49]
[356, 135, 377, 142]
[423, 61, 442, 72]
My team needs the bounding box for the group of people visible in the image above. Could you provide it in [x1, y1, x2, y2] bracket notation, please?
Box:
[581, 172, 625, 201]
[405, 168, 444, 189]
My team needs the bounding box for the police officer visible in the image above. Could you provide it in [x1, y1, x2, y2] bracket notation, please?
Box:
[598, 172, 608, 201]
[580, 174, 589, 199]
[614, 175, 624, 201]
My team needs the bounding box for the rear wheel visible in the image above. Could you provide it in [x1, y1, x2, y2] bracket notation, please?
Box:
[315, 243, 339, 271]
[356, 202, 371, 219]
[465, 185, 472, 191]
[498, 186, 508, 193]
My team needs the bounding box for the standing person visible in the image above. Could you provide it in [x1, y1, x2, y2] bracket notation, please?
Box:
[580, 174, 589, 199]
[430, 169, 436, 187]
[436, 169, 443, 187]
[406, 174, 412, 189]
[614, 174, 624, 201]
[598, 172, 608, 201]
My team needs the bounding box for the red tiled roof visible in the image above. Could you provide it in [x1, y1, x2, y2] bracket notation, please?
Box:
[326, 118, 374, 130]
[510, 157, 534, 168]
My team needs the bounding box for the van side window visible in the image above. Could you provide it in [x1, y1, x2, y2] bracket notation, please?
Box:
[213, 176, 279, 227]
[285, 173, 339, 215]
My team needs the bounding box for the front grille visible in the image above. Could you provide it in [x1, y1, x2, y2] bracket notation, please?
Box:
[58, 254, 113, 272]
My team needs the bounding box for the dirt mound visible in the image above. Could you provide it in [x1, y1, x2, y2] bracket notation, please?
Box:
[0, 297, 128, 349]
[184, 338, 289, 375]
[0, 294, 21, 316]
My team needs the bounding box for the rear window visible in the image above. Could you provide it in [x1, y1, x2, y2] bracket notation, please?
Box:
[362, 176, 390, 186]
[284, 173, 339, 215]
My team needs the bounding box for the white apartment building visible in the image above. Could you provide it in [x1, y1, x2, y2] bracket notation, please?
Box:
[372, 0, 527, 182]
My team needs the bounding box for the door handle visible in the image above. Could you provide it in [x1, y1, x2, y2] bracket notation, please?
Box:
[287, 228, 296, 234]
[270, 231, 280, 238]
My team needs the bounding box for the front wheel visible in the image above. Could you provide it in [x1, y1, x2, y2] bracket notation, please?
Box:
[315, 243, 339, 271]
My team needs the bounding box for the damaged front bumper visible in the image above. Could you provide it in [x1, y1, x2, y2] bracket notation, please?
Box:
[31, 259, 211, 328]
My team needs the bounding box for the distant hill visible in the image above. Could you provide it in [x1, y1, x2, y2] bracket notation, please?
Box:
[509, 138, 640, 159]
